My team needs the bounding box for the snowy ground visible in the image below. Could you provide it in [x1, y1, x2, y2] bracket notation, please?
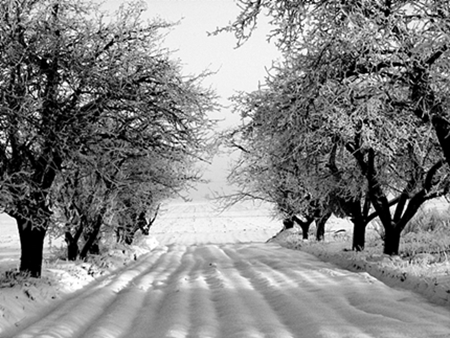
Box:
[0, 201, 450, 337]
[150, 201, 282, 245]
[270, 224, 450, 307]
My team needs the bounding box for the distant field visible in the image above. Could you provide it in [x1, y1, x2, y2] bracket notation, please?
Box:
[150, 200, 282, 246]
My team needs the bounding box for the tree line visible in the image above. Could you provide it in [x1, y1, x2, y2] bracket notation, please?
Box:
[0, 0, 215, 277]
[220, 0, 450, 255]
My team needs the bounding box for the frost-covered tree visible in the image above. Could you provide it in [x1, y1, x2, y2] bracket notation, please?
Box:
[222, 88, 335, 242]
[224, 71, 373, 248]
[222, 0, 450, 168]
[0, 0, 214, 277]
[220, 0, 450, 255]
[228, 51, 449, 254]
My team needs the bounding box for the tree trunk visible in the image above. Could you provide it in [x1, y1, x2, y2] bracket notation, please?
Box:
[64, 220, 84, 261]
[80, 227, 101, 259]
[80, 230, 99, 260]
[315, 211, 331, 241]
[351, 217, 367, 251]
[433, 118, 450, 166]
[301, 222, 311, 240]
[79, 209, 104, 260]
[383, 225, 401, 256]
[293, 216, 313, 240]
[89, 237, 101, 255]
[316, 220, 325, 241]
[16, 217, 47, 278]
[428, 105, 450, 169]
[65, 232, 79, 261]
[283, 218, 294, 229]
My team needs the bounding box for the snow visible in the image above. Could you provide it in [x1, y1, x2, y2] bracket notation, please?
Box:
[269, 217, 450, 307]
[150, 201, 281, 245]
[0, 201, 450, 337]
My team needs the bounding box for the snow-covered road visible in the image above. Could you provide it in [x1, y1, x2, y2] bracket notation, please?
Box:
[4, 202, 450, 338]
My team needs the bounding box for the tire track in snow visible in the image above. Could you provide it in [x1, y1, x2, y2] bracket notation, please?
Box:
[185, 246, 226, 338]
[222, 244, 450, 338]
[214, 247, 294, 338]
[7, 247, 171, 338]
[223, 245, 376, 337]
[78, 246, 185, 338]
[126, 245, 196, 338]
[144, 246, 197, 338]
[186, 275, 219, 338]
[5, 242, 450, 338]
[201, 246, 268, 338]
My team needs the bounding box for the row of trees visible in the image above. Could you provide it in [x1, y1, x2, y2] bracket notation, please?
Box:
[221, 0, 450, 255]
[0, 0, 215, 277]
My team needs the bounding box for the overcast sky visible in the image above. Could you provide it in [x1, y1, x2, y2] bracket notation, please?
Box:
[104, 0, 280, 200]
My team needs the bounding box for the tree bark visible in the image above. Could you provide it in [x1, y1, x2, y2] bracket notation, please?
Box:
[80, 229, 100, 260]
[383, 225, 401, 256]
[283, 218, 294, 229]
[293, 215, 313, 240]
[79, 209, 105, 260]
[432, 116, 450, 168]
[315, 211, 331, 241]
[351, 217, 367, 251]
[64, 220, 84, 261]
[16, 217, 47, 278]
[301, 224, 311, 240]
[65, 232, 79, 261]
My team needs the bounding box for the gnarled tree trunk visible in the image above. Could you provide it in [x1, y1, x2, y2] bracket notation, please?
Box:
[293, 215, 313, 240]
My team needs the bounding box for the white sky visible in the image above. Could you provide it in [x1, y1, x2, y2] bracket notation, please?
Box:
[103, 0, 280, 200]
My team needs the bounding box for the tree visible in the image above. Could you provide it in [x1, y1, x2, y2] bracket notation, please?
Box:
[224, 48, 449, 253]
[222, 87, 336, 242]
[0, 0, 215, 277]
[220, 0, 450, 255]
[52, 128, 198, 261]
[222, 0, 450, 167]
[222, 67, 367, 246]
